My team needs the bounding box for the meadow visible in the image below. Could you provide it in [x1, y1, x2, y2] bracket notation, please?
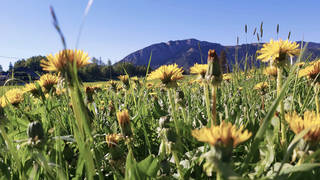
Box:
[1, 6, 320, 180]
[1, 40, 320, 180]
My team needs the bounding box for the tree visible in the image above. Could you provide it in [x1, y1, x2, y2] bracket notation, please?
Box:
[9, 62, 13, 71]
[107, 59, 112, 79]
[0, 65, 3, 72]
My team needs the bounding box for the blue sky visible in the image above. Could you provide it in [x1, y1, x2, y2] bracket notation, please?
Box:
[0, 0, 319, 70]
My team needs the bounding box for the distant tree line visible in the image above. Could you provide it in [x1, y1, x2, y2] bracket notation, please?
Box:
[5, 56, 149, 82]
[78, 57, 149, 82]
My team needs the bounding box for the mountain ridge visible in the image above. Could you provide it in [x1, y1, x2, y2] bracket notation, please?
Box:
[118, 39, 320, 70]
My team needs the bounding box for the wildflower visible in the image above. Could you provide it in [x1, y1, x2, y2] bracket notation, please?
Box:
[117, 109, 132, 137]
[40, 49, 90, 72]
[254, 82, 269, 92]
[130, 76, 139, 83]
[286, 111, 320, 143]
[85, 85, 101, 93]
[298, 60, 320, 83]
[108, 101, 115, 114]
[106, 134, 125, 161]
[107, 80, 118, 91]
[131, 76, 142, 89]
[192, 121, 252, 148]
[222, 73, 232, 81]
[147, 64, 184, 88]
[118, 75, 130, 87]
[190, 63, 208, 79]
[263, 66, 278, 77]
[85, 86, 101, 103]
[55, 88, 66, 96]
[24, 83, 41, 97]
[258, 39, 299, 144]
[0, 88, 25, 107]
[99, 101, 105, 111]
[205, 49, 222, 85]
[38, 74, 58, 93]
[257, 39, 300, 66]
[105, 134, 122, 148]
[146, 82, 154, 89]
[117, 109, 130, 126]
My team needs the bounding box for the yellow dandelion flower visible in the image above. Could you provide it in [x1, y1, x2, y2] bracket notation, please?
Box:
[254, 82, 269, 91]
[308, 59, 320, 65]
[257, 39, 300, 65]
[105, 134, 123, 148]
[192, 121, 252, 147]
[130, 76, 141, 88]
[130, 76, 139, 83]
[222, 73, 232, 81]
[263, 66, 278, 77]
[0, 88, 25, 107]
[24, 83, 41, 96]
[40, 49, 90, 72]
[299, 60, 320, 83]
[190, 63, 208, 79]
[118, 75, 130, 87]
[107, 80, 118, 90]
[147, 64, 184, 87]
[286, 111, 320, 143]
[188, 79, 204, 86]
[55, 88, 66, 96]
[38, 74, 58, 92]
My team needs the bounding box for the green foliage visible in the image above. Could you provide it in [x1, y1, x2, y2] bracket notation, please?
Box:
[1, 58, 320, 179]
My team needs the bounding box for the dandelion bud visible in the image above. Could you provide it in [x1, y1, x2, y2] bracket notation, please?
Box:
[205, 50, 222, 85]
[108, 101, 115, 114]
[176, 90, 186, 107]
[85, 86, 95, 103]
[106, 134, 124, 160]
[117, 109, 132, 137]
[105, 134, 122, 148]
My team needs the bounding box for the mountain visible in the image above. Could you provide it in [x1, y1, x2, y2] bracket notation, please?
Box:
[118, 38, 320, 71]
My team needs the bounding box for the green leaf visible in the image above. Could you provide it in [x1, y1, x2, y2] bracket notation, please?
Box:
[125, 150, 141, 180]
[137, 155, 160, 177]
[275, 128, 310, 177]
[280, 163, 320, 175]
[0, 161, 10, 179]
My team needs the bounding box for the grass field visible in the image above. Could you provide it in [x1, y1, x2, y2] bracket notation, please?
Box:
[1, 48, 320, 179]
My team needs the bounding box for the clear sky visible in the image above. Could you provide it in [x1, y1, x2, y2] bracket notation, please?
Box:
[0, 0, 319, 70]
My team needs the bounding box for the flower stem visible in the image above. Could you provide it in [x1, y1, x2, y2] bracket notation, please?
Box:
[277, 67, 286, 145]
[314, 84, 320, 116]
[204, 83, 212, 124]
[168, 89, 184, 178]
[211, 85, 218, 126]
[172, 150, 183, 179]
[168, 89, 179, 135]
[217, 171, 222, 180]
